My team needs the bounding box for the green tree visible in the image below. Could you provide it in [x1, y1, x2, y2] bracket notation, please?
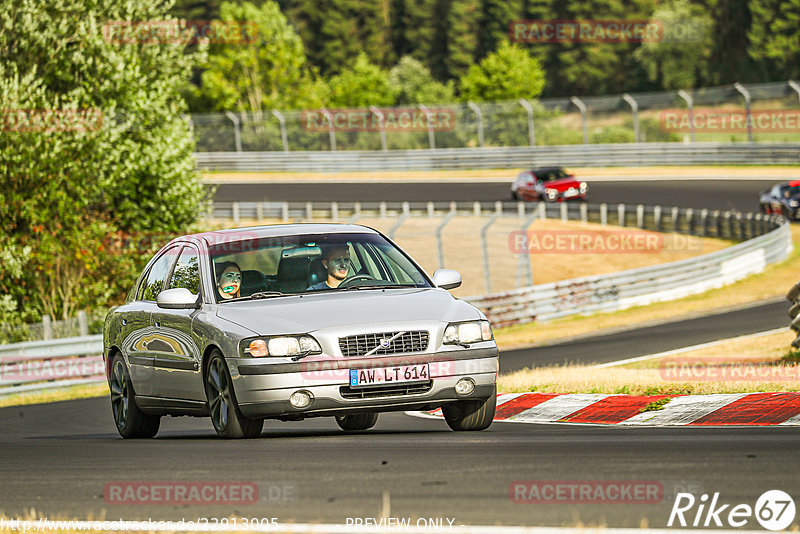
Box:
[748, 0, 800, 81]
[634, 0, 714, 89]
[0, 0, 205, 319]
[199, 1, 327, 111]
[458, 41, 545, 102]
[328, 52, 397, 107]
[709, 0, 757, 84]
[389, 56, 455, 104]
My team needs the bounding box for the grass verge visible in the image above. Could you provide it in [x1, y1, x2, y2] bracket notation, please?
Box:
[498, 329, 800, 395]
[0, 382, 108, 409]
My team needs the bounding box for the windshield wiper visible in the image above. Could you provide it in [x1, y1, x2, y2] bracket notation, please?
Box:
[220, 291, 289, 302]
[339, 283, 418, 291]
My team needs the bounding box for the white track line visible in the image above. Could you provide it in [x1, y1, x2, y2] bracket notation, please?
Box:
[593, 328, 790, 369]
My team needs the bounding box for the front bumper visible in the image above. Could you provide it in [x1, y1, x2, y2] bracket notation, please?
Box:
[227, 346, 498, 419]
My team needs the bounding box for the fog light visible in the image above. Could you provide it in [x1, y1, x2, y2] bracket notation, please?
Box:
[289, 390, 313, 409]
[455, 378, 475, 396]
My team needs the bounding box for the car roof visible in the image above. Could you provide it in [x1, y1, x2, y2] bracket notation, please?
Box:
[175, 223, 379, 247]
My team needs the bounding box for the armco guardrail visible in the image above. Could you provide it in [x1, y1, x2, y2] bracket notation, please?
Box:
[195, 143, 800, 172]
[467, 222, 792, 328]
[0, 335, 105, 396]
[787, 281, 800, 348]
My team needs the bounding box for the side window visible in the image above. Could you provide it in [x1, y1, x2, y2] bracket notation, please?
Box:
[139, 247, 178, 301]
[169, 246, 201, 294]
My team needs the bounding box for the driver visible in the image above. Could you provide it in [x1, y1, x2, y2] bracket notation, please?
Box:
[307, 245, 350, 290]
[215, 261, 242, 299]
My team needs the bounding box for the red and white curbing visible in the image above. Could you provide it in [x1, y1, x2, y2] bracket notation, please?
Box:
[414, 392, 800, 426]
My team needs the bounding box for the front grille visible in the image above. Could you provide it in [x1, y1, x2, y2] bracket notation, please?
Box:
[340, 380, 433, 399]
[339, 331, 429, 357]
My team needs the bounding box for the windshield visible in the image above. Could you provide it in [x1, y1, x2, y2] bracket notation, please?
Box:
[535, 168, 569, 181]
[209, 232, 432, 301]
[783, 186, 800, 198]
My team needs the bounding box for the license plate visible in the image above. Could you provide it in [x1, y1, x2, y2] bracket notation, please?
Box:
[564, 188, 578, 198]
[349, 364, 430, 388]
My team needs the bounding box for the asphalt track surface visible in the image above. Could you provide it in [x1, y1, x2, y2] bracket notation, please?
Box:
[2, 397, 800, 527]
[212, 180, 774, 212]
[5, 177, 798, 528]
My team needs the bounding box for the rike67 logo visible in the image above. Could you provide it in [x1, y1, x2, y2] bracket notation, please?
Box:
[668, 490, 796, 531]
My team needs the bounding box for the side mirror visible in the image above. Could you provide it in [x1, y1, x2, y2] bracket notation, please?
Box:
[432, 269, 462, 290]
[157, 288, 200, 309]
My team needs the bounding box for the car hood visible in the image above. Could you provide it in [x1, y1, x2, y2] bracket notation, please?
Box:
[542, 177, 581, 191]
[215, 288, 482, 335]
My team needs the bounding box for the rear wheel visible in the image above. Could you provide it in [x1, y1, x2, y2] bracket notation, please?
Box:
[109, 354, 160, 439]
[335, 413, 378, 431]
[442, 387, 496, 431]
[205, 350, 263, 439]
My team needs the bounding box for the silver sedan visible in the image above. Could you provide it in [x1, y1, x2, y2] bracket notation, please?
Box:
[103, 224, 499, 438]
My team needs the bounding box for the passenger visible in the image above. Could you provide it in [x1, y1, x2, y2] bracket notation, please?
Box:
[215, 261, 242, 299]
[307, 245, 350, 290]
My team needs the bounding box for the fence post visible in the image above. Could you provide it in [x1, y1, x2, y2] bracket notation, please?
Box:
[677, 90, 695, 143]
[467, 102, 484, 148]
[281, 202, 289, 222]
[436, 212, 457, 269]
[617, 204, 626, 226]
[480, 213, 500, 293]
[537, 201, 546, 219]
[370, 106, 388, 151]
[42, 315, 52, 340]
[473, 201, 481, 216]
[622, 94, 639, 143]
[723, 211, 731, 239]
[713, 209, 721, 237]
[653, 205, 662, 232]
[570, 96, 588, 144]
[320, 108, 337, 151]
[671, 206, 679, 233]
[517, 211, 538, 287]
[686, 208, 694, 234]
[427, 202, 435, 218]
[495, 201, 503, 216]
[271, 110, 289, 151]
[256, 202, 264, 222]
[402, 201, 410, 217]
[580, 202, 588, 223]
[746, 212, 754, 239]
[700, 209, 708, 237]
[379, 202, 387, 218]
[519, 98, 535, 146]
[789, 81, 800, 109]
[78, 311, 88, 337]
[517, 201, 525, 219]
[734, 83, 753, 143]
[224, 111, 242, 152]
[305, 202, 313, 220]
[232, 202, 240, 224]
[636, 204, 644, 228]
[331, 201, 338, 221]
[348, 202, 361, 224]
[600, 203, 608, 225]
[560, 202, 568, 222]
[419, 104, 436, 149]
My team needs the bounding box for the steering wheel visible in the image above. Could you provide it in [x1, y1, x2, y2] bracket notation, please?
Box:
[338, 274, 377, 288]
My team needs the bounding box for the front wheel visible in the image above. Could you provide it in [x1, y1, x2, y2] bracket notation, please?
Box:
[109, 354, 160, 439]
[335, 413, 378, 431]
[442, 387, 496, 431]
[205, 351, 263, 439]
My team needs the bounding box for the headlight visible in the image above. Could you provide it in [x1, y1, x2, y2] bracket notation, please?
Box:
[579, 182, 588, 193]
[546, 188, 558, 200]
[444, 320, 493, 345]
[242, 335, 322, 357]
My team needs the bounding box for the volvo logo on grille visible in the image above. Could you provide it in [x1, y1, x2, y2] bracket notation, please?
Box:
[379, 338, 392, 348]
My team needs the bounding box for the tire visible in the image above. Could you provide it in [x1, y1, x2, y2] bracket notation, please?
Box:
[205, 350, 263, 439]
[335, 413, 378, 431]
[442, 387, 496, 431]
[109, 353, 160, 439]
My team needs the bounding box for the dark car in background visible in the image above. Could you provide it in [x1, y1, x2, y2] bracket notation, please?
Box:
[511, 167, 588, 202]
[759, 181, 800, 220]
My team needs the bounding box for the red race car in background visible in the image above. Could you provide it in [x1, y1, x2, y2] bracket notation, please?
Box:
[511, 166, 588, 202]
